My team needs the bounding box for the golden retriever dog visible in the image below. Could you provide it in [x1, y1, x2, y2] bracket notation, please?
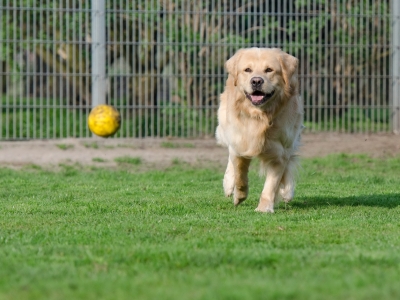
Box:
[216, 48, 303, 213]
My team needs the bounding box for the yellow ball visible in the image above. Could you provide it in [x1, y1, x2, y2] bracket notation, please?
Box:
[88, 104, 121, 137]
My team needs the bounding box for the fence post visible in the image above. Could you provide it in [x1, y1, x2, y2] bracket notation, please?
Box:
[91, 0, 106, 108]
[393, 0, 400, 134]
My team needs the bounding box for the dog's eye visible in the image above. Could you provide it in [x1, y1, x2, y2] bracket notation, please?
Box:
[244, 68, 252, 73]
[265, 68, 273, 73]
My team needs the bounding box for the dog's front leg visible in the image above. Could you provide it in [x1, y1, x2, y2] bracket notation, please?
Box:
[255, 161, 286, 213]
[223, 156, 235, 197]
[229, 153, 251, 206]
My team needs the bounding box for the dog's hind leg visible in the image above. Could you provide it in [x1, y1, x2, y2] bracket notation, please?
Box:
[278, 156, 298, 203]
[255, 160, 286, 213]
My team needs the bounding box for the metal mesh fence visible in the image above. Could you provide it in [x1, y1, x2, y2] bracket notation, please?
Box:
[0, 1, 397, 140]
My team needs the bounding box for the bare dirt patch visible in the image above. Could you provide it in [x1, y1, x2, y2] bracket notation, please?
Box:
[0, 133, 399, 170]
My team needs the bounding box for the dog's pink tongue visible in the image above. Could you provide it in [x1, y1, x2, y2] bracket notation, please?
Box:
[251, 95, 264, 103]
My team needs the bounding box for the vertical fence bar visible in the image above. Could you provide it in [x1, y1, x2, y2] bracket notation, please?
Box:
[383, 2, 389, 131]
[91, 0, 106, 108]
[393, 0, 400, 134]
[0, 5, 3, 139]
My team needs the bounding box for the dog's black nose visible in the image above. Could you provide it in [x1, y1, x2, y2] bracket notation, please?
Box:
[251, 77, 264, 88]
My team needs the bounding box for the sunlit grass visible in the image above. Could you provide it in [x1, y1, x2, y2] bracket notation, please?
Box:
[0, 155, 399, 299]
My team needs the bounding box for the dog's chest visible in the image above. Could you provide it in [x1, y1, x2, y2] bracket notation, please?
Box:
[229, 117, 269, 157]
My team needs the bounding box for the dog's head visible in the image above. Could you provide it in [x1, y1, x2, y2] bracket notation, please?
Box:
[225, 48, 298, 108]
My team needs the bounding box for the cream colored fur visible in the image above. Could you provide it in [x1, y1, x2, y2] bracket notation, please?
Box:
[216, 47, 303, 213]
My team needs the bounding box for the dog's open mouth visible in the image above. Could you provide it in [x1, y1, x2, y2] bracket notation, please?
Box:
[245, 90, 275, 106]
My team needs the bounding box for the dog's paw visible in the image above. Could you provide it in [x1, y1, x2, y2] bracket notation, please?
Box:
[255, 205, 274, 213]
[279, 184, 294, 202]
[282, 197, 293, 203]
[234, 196, 246, 206]
[233, 186, 248, 206]
[224, 187, 234, 197]
[223, 178, 235, 197]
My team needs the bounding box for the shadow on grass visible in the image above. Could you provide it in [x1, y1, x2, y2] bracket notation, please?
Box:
[292, 194, 400, 209]
[290, 193, 400, 209]
[235, 194, 400, 212]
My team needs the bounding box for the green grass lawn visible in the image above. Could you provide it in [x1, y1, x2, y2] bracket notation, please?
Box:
[1, 154, 400, 300]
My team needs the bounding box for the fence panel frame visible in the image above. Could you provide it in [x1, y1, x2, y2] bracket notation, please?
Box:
[0, 1, 397, 139]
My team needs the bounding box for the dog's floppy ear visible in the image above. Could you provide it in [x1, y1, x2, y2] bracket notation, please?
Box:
[225, 49, 244, 86]
[279, 51, 299, 96]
